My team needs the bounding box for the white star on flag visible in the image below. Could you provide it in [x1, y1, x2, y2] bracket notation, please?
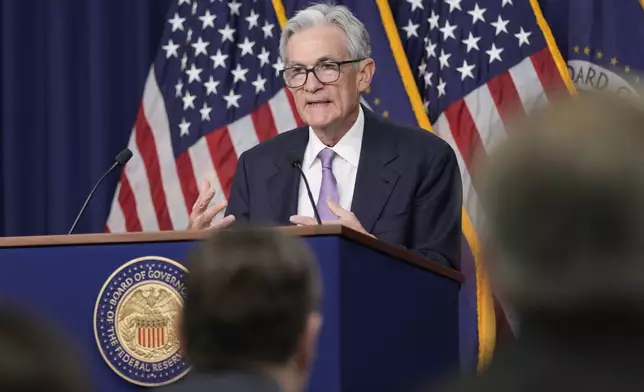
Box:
[456, 60, 476, 80]
[515, 27, 532, 47]
[223, 90, 241, 108]
[218, 24, 235, 42]
[486, 43, 504, 63]
[198, 10, 216, 29]
[210, 49, 228, 69]
[199, 103, 212, 121]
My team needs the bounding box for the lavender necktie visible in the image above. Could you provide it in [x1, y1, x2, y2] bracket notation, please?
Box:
[317, 148, 339, 220]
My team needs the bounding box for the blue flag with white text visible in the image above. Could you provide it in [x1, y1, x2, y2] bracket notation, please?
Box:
[559, 0, 644, 93]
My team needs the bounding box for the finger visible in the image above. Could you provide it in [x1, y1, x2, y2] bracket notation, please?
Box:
[211, 214, 236, 229]
[326, 197, 352, 220]
[192, 179, 215, 214]
[201, 201, 227, 223]
[289, 215, 319, 226]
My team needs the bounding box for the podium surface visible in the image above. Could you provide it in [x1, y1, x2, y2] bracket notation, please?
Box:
[0, 226, 462, 392]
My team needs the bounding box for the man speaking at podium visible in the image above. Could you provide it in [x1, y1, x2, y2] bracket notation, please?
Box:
[188, 3, 462, 270]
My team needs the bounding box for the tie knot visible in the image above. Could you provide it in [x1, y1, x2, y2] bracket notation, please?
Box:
[318, 148, 335, 169]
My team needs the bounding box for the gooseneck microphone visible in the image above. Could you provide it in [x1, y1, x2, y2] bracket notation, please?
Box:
[291, 158, 322, 225]
[68, 148, 133, 234]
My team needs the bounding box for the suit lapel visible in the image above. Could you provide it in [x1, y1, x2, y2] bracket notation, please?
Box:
[351, 110, 400, 232]
[266, 128, 309, 224]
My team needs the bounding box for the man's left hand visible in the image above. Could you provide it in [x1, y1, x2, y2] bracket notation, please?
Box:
[289, 197, 375, 238]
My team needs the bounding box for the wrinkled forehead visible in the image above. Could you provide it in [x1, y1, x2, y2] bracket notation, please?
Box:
[284, 24, 350, 65]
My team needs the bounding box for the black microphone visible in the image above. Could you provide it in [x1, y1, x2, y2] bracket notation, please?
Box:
[68, 148, 133, 234]
[291, 157, 322, 225]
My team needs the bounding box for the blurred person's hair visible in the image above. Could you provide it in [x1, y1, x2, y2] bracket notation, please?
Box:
[481, 90, 644, 315]
[181, 224, 322, 372]
[0, 302, 91, 392]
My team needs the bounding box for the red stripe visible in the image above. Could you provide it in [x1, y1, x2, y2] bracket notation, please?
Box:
[147, 329, 151, 348]
[285, 89, 304, 127]
[161, 328, 165, 346]
[206, 127, 238, 200]
[444, 99, 487, 175]
[134, 105, 173, 230]
[251, 103, 279, 142]
[530, 48, 567, 100]
[138, 328, 141, 346]
[117, 174, 142, 232]
[174, 152, 199, 218]
[487, 71, 526, 124]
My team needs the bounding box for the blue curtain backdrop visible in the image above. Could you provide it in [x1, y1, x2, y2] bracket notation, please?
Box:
[0, 0, 171, 236]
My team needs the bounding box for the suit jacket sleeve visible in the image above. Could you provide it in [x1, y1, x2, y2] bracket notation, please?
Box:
[224, 152, 250, 221]
[412, 142, 463, 270]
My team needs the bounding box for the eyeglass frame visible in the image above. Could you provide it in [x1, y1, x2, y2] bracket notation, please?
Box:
[281, 58, 365, 88]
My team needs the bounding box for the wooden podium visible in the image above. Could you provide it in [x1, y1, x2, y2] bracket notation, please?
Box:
[0, 225, 462, 392]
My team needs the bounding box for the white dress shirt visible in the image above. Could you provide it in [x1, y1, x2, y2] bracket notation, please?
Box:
[296, 106, 365, 218]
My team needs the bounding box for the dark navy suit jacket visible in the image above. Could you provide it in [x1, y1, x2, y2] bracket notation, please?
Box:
[224, 107, 462, 270]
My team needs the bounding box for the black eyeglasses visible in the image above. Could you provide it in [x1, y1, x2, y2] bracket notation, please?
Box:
[281, 59, 364, 88]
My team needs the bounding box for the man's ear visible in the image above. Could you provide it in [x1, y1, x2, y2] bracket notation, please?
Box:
[294, 312, 323, 372]
[357, 58, 376, 93]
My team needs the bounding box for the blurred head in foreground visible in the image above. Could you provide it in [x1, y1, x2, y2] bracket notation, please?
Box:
[0, 302, 90, 392]
[181, 225, 323, 392]
[482, 91, 644, 321]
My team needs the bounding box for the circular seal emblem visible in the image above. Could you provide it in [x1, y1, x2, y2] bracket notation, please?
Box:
[93, 256, 191, 387]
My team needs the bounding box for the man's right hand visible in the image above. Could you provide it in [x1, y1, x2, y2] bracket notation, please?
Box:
[188, 179, 236, 230]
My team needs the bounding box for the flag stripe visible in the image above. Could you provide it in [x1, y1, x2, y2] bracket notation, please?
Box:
[251, 102, 279, 141]
[174, 151, 199, 222]
[134, 105, 173, 231]
[123, 131, 159, 231]
[487, 72, 526, 127]
[206, 127, 238, 200]
[444, 99, 487, 177]
[464, 84, 507, 154]
[117, 174, 142, 232]
[228, 115, 260, 158]
[435, 114, 483, 234]
[269, 89, 299, 133]
[509, 55, 549, 114]
[106, 183, 126, 233]
[285, 89, 304, 127]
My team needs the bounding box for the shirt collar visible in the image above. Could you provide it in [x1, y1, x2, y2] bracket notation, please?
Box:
[302, 106, 365, 169]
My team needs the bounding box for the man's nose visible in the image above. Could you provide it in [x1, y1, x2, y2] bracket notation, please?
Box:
[304, 71, 323, 91]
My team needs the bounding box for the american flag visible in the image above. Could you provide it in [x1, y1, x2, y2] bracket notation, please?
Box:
[390, 0, 574, 369]
[106, 0, 301, 232]
[394, 0, 571, 242]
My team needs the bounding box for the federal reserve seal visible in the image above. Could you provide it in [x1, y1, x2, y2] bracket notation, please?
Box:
[93, 256, 191, 387]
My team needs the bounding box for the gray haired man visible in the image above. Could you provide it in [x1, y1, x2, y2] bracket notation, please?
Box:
[189, 2, 463, 270]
